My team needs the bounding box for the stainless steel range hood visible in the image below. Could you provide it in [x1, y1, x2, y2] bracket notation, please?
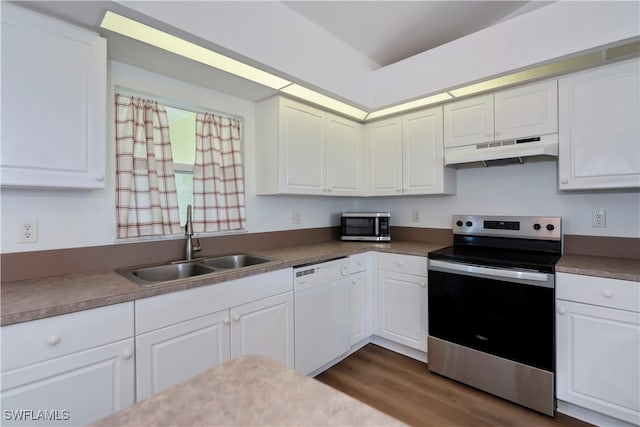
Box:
[444, 134, 558, 167]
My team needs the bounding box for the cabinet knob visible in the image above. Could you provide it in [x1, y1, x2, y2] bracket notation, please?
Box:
[420, 281, 426, 288]
[95, 175, 105, 182]
[223, 318, 230, 325]
[233, 315, 240, 322]
[47, 335, 61, 346]
[557, 307, 567, 315]
[122, 349, 133, 359]
[602, 289, 613, 298]
[341, 268, 348, 276]
[560, 178, 568, 184]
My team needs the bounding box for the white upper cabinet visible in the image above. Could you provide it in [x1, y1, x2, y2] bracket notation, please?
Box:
[494, 81, 558, 141]
[1, 4, 106, 189]
[365, 117, 403, 196]
[325, 113, 363, 196]
[402, 107, 455, 195]
[444, 94, 494, 147]
[444, 80, 558, 148]
[365, 108, 455, 196]
[256, 97, 362, 196]
[558, 59, 640, 190]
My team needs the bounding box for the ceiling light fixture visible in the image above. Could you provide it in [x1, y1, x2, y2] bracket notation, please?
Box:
[449, 52, 603, 98]
[366, 92, 453, 120]
[281, 84, 368, 120]
[100, 11, 291, 90]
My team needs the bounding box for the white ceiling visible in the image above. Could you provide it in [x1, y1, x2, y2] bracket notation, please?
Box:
[281, 1, 552, 68]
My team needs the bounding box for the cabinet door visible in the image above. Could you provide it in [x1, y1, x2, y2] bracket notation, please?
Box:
[366, 117, 403, 196]
[325, 113, 362, 196]
[279, 99, 325, 194]
[556, 300, 640, 425]
[230, 292, 294, 368]
[444, 94, 493, 148]
[402, 107, 452, 195]
[0, 4, 106, 189]
[378, 270, 427, 351]
[1, 339, 134, 426]
[559, 59, 640, 189]
[135, 310, 230, 401]
[494, 80, 558, 140]
[351, 270, 372, 345]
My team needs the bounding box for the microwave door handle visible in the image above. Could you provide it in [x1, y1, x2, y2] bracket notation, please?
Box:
[375, 218, 379, 236]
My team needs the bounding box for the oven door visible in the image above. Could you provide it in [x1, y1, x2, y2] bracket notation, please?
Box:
[427, 259, 554, 372]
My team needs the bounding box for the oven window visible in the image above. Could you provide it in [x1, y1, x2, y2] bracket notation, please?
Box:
[342, 218, 375, 236]
[428, 270, 554, 371]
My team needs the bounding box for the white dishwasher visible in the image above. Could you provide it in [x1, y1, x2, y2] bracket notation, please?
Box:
[294, 257, 350, 375]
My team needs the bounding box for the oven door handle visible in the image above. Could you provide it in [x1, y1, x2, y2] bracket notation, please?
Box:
[428, 259, 550, 283]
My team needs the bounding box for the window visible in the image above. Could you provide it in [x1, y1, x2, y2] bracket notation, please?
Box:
[115, 94, 245, 238]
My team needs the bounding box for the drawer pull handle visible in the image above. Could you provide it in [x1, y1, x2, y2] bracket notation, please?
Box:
[47, 335, 61, 346]
[122, 349, 133, 359]
[557, 308, 567, 315]
[602, 290, 613, 298]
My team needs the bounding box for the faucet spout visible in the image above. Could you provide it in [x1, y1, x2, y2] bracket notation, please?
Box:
[184, 204, 201, 260]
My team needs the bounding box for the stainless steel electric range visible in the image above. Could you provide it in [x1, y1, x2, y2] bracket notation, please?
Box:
[427, 214, 562, 416]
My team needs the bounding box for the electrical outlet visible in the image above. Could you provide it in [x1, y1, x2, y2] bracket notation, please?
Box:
[18, 219, 39, 243]
[412, 209, 421, 223]
[592, 210, 606, 228]
[291, 211, 302, 225]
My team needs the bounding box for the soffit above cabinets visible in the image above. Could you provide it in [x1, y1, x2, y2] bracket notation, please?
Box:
[14, 1, 640, 117]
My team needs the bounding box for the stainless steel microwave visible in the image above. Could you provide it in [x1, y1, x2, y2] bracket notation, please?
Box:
[341, 212, 391, 241]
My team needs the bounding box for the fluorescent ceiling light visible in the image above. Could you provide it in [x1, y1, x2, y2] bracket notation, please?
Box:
[366, 93, 453, 120]
[281, 84, 368, 120]
[449, 52, 602, 97]
[100, 11, 291, 90]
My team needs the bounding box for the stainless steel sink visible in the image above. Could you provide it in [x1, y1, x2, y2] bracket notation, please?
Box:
[199, 254, 274, 270]
[117, 254, 277, 287]
[126, 262, 215, 285]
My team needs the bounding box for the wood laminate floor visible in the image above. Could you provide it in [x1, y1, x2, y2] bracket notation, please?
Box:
[315, 344, 593, 427]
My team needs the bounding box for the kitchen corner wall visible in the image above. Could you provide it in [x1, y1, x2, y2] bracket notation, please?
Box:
[0, 61, 360, 254]
[360, 161, 640, 239]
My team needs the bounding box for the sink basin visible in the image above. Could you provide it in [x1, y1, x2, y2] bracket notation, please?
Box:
[117, 254, 277, 287]
[129, 263, 215, 284]
[199, 254, 274, 270]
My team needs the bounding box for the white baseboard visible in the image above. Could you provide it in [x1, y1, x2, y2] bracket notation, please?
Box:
[557, 400, 639, 427]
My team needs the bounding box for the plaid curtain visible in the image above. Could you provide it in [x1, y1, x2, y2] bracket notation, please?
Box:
[115, 94, 182, 238]
[193, 112, 246, 232]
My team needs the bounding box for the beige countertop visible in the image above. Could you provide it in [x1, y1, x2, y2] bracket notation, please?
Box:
[3, 239, 638, 327]
[1, 240, 444, 326]
[91, 354, 405, 427]
[556, 253, 640, 282]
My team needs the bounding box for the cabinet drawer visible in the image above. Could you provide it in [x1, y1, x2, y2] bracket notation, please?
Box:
[556, 272, 639, 312]
[350, 252, 371, 273]
[379, 252, 427, 276]
[1, 302, 134, 371]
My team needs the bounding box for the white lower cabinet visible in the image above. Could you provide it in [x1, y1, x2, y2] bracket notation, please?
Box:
[230, 292, 294, 366]
[350, 253, 373, 345]
[1, 303, 135, 426]
[135, 311, 231, 401]
[377, 253, 428, 352]
[556, 272, 640, 426]
[134, 268, 293, 401]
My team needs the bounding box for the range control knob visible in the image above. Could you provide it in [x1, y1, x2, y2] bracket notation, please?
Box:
[465, 221, 473, 227]
[456, 220, 463, 227]
[533, 224, 541, 230]
[546, 224, 555, 231]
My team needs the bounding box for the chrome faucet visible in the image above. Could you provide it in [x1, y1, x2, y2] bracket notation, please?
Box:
[184, 204, 201, 260]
